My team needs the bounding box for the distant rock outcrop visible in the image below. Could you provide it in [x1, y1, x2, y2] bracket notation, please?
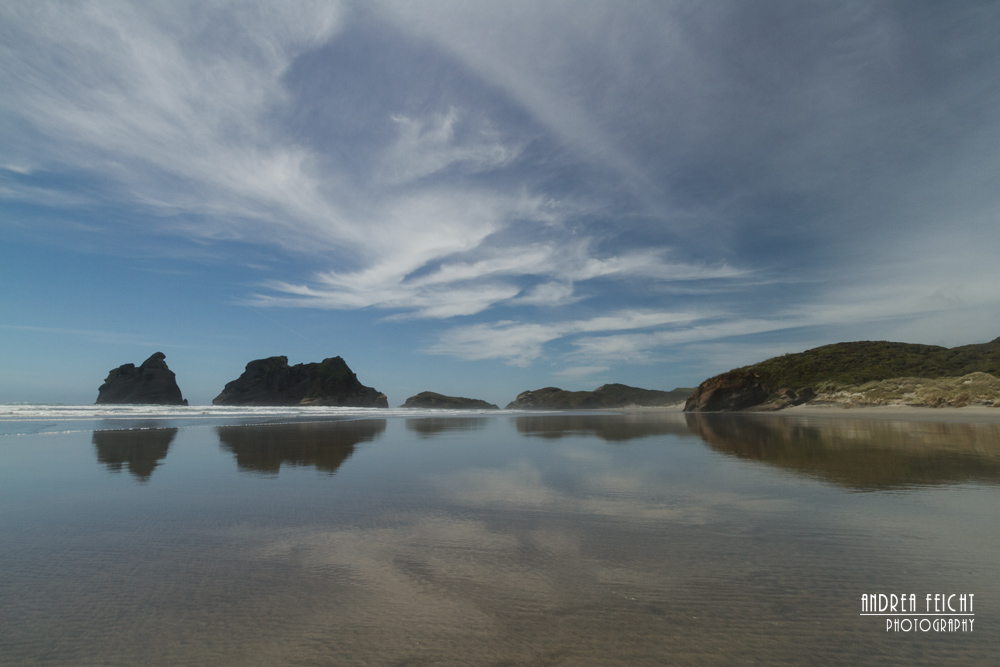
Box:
[96, 352, 187, 405]
[400, 391, 499, 410]
[212, 356, 388, 407]
[505, 384, 694, 410]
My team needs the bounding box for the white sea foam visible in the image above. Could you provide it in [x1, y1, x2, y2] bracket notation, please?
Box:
[0, 404, 508, 436]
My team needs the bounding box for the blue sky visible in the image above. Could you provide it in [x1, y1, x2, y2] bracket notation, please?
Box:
[2, 1, 999, 406]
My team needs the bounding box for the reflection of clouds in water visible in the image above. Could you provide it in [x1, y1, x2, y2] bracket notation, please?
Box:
[435, 460, 559, 508]
[828, 485, 1000, 578]
[238, 508, 706, 659]
[168, 416, 1000, 662]
[228, 488, 864, 664]
[429, 459, 796, 528]
[405, 417, 491, 438]
[513, 412, 693, 442]
[244, 517, 559, 645]
[554, 445, 610, 463]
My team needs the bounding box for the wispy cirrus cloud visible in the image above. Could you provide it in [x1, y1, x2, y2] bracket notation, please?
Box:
[253, 234, 744, 319]
[566, 275, 1000, 367]
[428, 310, 703, 366]
[6, 1, 729, 327]
[0, 1, 350, 246]
[553, 365, 610, 381]
[377, 107, 524, 184]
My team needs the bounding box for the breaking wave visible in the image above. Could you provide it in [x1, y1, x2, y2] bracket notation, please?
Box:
[0, 404, 505, 436]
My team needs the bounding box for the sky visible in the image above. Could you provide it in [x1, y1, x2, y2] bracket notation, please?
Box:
[2, 0, 999, 407]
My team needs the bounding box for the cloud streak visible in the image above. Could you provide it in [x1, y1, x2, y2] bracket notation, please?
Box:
[0, 1, 351, 244]
[253, 235, 745, 319]
[428, 310, 703, 366]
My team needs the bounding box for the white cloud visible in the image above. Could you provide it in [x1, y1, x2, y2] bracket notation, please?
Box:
[0, 0, 356, 247]
[566, 275, 1000, 366]
[553, 365, 610, 380]
[428, 310, 702, 366]
[378, 108, 523, 184]
[1, 1, 749, 331]
[371, 0, 666, 184]
[7, 0, 995, 380]
[255, 233, 745, 318]
[569, 319, 789, 364]
[416, 252, 1000, 369]
[512, 282, 580, 307]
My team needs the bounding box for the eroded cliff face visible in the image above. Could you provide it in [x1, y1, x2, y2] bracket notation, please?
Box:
[212, 356, 388, 408]
[96, 352, 187, 405]
[683, 371, 771, 412]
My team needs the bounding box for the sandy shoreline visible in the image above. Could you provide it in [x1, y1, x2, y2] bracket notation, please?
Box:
[779, 403, 1000, 423]
[618, 402, 1000, 423]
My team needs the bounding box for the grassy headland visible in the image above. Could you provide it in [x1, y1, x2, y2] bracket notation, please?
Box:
[686, 337, 1000, 411]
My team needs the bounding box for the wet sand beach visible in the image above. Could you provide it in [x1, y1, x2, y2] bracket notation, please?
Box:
[0, 409, 997, 665]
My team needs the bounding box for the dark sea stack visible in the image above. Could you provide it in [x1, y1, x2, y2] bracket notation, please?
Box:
[401, 391, 499, 409]
[96, 352, 187, 405]
[683, 370, 770, 412]
[212, 356, 388, 407]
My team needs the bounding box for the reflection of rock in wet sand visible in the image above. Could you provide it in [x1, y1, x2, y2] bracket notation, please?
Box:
[93, 428, 178, 481]
[216, 420, 386, 474]
[405, 417, 491, 438]
[686, 413, 1000, 490]
[515, 413, 693, 442]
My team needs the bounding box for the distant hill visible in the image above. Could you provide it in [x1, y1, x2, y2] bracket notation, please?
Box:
[401, 391, 499, 410]
[506, 383, 694, 410]
[685, 337, 1000, 412]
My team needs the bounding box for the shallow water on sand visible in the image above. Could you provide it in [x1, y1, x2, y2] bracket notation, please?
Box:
[1, 411, 998, 665]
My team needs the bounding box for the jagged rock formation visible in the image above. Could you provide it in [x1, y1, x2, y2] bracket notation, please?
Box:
[505, 383, 694, 410]
[400, 391, 499, 409]
[685, 336, 1000, 412]
[95, 352, 187, 405]
[212, 356, 388, 407]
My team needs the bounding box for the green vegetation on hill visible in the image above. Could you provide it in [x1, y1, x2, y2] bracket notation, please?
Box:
[686, 336, 1000, 411]
[401, 391, 499, 409]
[506, 383, 694, 410]
[738, 337, 1000, 391]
